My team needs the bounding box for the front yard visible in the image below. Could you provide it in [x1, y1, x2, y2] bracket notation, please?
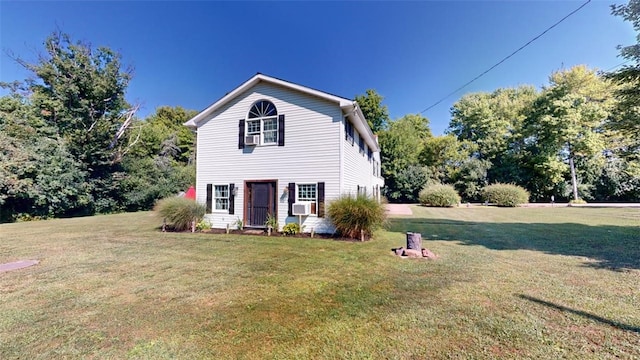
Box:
[0, 207, 638, 359]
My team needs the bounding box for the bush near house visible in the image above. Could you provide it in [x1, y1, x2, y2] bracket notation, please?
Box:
[483, 183, 530, 207]
[154, 197, 206, 231]
[419, 184, 461, 207]
[327, 194, 386, 240]
[282, 223, 301, 235]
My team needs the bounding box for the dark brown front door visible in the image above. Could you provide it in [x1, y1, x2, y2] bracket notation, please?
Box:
[245, 181, 276, 227]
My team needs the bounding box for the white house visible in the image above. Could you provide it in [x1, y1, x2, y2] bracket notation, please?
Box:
[184, 73, 384, 233]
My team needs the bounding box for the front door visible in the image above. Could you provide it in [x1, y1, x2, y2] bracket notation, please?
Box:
[245, 181, 276, 227]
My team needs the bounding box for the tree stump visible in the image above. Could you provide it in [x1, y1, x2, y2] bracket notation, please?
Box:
[406, 232, 422, 252]
[407, 232, 422, 251]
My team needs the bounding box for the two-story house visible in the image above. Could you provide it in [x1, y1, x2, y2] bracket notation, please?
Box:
[184, 73, 384, 233]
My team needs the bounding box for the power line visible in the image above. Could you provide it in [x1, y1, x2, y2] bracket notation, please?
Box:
[420, 0, 592, 114]
[604, 59, 633, 72]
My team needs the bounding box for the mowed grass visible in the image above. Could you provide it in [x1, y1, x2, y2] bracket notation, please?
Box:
[0, 207, 638, 359]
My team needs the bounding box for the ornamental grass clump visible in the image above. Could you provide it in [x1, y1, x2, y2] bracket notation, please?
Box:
[419, 184, 461, 207]
[482, 183, 529, 207]
[154, 196, 206, 231]
[327, 194, 386, 240]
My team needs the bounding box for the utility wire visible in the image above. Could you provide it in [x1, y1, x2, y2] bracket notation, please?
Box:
[604, 59, 633, 72]
[420, 0, 592, 114]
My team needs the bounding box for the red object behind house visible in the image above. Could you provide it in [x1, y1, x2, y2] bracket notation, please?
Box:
[184, 186, 196, 199]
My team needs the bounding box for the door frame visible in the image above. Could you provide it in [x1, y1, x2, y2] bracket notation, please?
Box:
[243, 179, 278, 228]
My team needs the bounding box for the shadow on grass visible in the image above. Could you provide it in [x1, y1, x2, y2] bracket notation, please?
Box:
[518, 294, 640, 334]
[387, 218, 640, 271]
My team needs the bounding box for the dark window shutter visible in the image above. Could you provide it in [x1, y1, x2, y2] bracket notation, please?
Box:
[357, 185, 360, 196]
[345, 121, 348, 140]
[288, 182, 295, 216]
[228, 183, 235, 214]
[350, 126, 355, 145]
[317, 182, 325, 218]
[238, 119, 245, 149]
[278, 114, 285, 146]
[206, 184, 212, 213]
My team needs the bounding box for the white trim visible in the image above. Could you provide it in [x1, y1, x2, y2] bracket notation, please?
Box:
[213, 184, 229, 212]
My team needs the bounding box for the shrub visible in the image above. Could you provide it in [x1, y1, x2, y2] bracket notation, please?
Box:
[195, 219, 211, 231]
[282, 223, 300, 235]
[154, 197, 206, 231]
[482, 183, 529, 207]
[419, 184, 461, 207]
[569, 198, 587, 205]
[327, 194, 386, 240]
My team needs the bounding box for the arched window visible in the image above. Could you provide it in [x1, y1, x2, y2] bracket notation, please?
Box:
[246, 100, 278, 145]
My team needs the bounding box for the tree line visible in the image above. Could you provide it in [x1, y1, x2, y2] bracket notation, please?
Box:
[363, 2, 640, 204]
[1, 2, 639, 222]
[0, 33, 195, 222]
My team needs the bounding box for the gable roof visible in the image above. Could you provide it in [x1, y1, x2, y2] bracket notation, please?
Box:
[183, 73, 379, 151]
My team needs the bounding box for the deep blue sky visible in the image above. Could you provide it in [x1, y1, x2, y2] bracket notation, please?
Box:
[0, 1, 635, 135]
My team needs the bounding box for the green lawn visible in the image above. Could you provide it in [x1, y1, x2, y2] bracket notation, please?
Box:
[1, 207, 638, 359]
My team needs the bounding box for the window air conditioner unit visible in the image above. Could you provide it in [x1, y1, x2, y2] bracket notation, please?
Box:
[245, 135, 260, 146]
[292, 202, 311, 216]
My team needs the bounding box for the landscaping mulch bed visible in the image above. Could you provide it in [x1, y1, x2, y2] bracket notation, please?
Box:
[162, 227, 360, 241]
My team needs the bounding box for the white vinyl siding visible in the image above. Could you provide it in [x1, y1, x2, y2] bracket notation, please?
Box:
[341, 118, 384, 198]
[195, 82, 341, 232]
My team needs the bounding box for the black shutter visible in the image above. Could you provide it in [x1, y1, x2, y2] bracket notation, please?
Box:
[350, 125, 355, 145]
[345, 120, 348, 140]
[357, 185, 360, 196]
[288, 182, 295, 216]
[238, 119, 245, 149]
[228, 183, 235, 214]
[206, 184, 212, 213]
[278, 114, 285, 146]
[317, 182, 325, 218]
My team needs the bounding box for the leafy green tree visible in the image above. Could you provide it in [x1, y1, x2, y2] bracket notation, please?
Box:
[609, 0, 640, 136]
[128, 106, 197, 163]
[419, 135, 488, 201]
[378, 114, 432, 202]
[120, 106, 197, 211]
[607, 1, 640, 199]
[525, 65, 615, 201]
[355, 89, 390, 133]
[13, 31, 135, 213]
[449, 86, 537, 161]
[0, 91, 89, 221]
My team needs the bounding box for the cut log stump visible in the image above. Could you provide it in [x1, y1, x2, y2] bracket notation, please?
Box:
[406, 232, 422, 252]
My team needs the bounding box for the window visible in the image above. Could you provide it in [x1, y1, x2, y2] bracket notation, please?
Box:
[358, 134, 365, 155]
[247, 100, 278, 145]
[345, 120, 354, 144]
[367, 147, 372, 161]
[297, 183, 317, 215]
[214, 185, 229, 211]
